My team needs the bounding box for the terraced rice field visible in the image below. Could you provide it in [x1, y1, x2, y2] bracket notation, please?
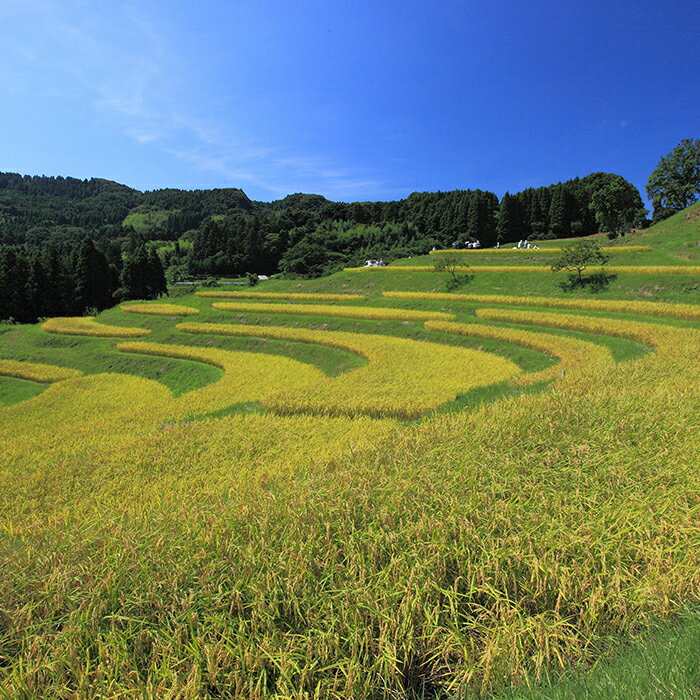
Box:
[1, 220, 699, 699]
[345, 264, 700, 274]
[120, 303, 200, 316]
[427, 245, 652, 255]
[42, 315, 152, 337]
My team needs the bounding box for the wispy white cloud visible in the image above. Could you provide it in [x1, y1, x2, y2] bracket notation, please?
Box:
[0, 0, 385, 200]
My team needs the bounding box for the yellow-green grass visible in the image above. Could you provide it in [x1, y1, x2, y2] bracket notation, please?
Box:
[428, 245, 651, 255]
[346, 265, 700, 274]
[0, 358, 83, 383]
[383, 291, 700, 321]
[42, 316, 151, 337]
[117, 341, 326, 420]
[425, 320, 614, 385]
[197, 291, 365, 301]
[2, 240, 699, 697]
[618, 202, 700, 264]
[0, 321, 697, 697]
[120, 303, 200, 316]
[211, 300, 456, 322]
[178, 321, 520, 418]
[475, 308, 700, 359]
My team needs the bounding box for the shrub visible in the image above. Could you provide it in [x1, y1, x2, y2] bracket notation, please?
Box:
[551, 241, 610, 279]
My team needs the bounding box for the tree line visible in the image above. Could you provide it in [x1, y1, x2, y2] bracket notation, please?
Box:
[179, 173, 644, 278]
[0, 236, 166, 323]
[0, 171, 646, 288]
[1, 138, 695, 295]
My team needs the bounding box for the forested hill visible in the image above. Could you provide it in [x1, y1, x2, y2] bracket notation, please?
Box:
[0, 170, 645, 281]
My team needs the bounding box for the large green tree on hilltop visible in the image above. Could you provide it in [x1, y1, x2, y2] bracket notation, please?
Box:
[646, 138, 700, 222]
[589, 176, 646, 238]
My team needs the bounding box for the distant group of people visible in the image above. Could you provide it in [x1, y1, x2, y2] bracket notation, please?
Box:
[447, 239, 481, 249]
[363, 241, 540, 263]
[511, 239, 540, 250]
[430, 238, 542, 252]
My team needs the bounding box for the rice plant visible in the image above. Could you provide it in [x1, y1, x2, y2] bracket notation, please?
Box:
[42, 316, 151, 337]
[424, 320, 614, 385]
[383, 291, 700, 321]
[120, 303, 200, 316]
[211, 300, 456, 322]
[197, 291, 366, 301]
[0, 358, 83, 383]
[178, 321, 519, 418]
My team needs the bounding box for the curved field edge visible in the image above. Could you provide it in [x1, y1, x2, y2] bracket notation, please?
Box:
[383, 291, 700, 321]
[0, 358, 83, 383]
[210, 300, 456, 322]
[345, 265, 700, 274]
[424, 320, 614, 385]
[474, 308, 700, 358]
[117, 340, 327, 420]
[177, 321, 521, 419]
[0, 375, 49, 405]
[42, 316, 151, 337]
[120, 303, 200, 316]
[197, 291, 366, 301]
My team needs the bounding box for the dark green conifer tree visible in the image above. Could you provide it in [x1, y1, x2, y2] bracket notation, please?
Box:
[74, 238, 114, 312]
[146, 248, 168, 298]
[548, 186, 570, 237]
[119, 245, 151, 300]
[497, 193, 526, 243]
[25, 251, 50, 321]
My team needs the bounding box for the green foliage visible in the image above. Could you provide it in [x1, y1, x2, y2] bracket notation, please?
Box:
[646, 138, 700, 221]
[589, 176, 646, 238]
[496, 192, 526, 242]
[245, 272, 259, 287]
[118, 244, 168, 302]
[466, 189, 499, 245]
[496, 609, 700, 700]
[0, 169, 658, 288]
[434, 254, 473, 291]
[551, 240, 610, 279]
[279, 221, 430, 278]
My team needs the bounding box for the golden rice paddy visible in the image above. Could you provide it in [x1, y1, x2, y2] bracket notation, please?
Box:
[178, 321, 519, 418]
[0, 358, 83, 383]
[427, 245, 651, 254]
[424, 320, 614, 385]
[383, 291, 700, 321]
[2, 259, 698, 698]
[345, 264, 700, 274]
[197, 291, 366, 301]
[42, 316, 151, 337]
[210, 300, 456, 322]
[120, 303, 200, 316]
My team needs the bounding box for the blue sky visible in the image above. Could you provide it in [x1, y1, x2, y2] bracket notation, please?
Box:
[1, 0, 698, 204]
